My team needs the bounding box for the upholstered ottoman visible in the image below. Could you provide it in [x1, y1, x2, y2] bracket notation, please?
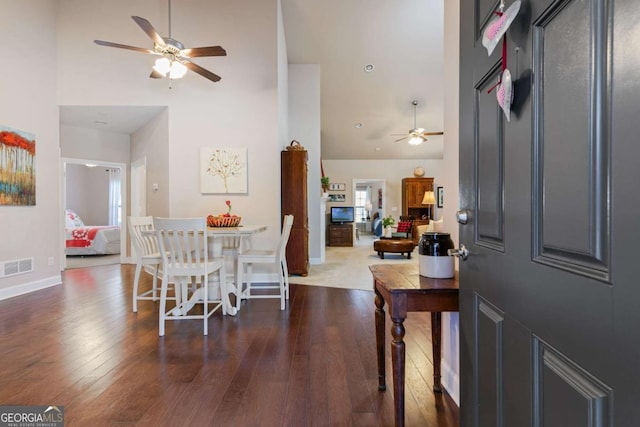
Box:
[373, 238, 415, 259]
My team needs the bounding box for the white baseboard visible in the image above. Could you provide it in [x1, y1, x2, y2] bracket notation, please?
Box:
[0, 275, 62, 301]
[441, 359, 460, 406]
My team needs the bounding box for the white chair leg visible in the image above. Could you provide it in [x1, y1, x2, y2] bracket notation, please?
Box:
[151, 265, 159, 301]
[278, 271, 285, 311]
[246, 264, 253, 299]
[235, 261, 244, 311]
[203, 275, 208, 336]
[133, 263, 143, 312]
[159, 272, 169, 337]
[282, 260, 290, 300]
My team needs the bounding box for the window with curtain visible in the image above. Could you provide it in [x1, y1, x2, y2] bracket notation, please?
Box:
[108, 168, 122, 226]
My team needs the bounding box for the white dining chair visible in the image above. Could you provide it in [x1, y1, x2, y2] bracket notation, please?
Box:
[236, 215, 294, 311]
[154, 217, 227, 336]
[128, 216, 176, 313]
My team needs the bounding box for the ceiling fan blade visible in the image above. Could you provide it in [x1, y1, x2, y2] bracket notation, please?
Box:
[131, 16, 166, 47]
[94, 39, 156, 54]
[394, 136, 408, 143]
[149, 69, 165, 79]
[184, 61, 222, 82]
[180, 46, 227, 58]
[422, 131, 444, 136]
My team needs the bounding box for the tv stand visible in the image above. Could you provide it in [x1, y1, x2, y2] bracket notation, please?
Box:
[328, 223, 353, 247]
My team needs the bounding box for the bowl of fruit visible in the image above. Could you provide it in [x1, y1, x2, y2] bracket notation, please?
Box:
[207, 200, 241, 227]
[207, 214, 241, 227]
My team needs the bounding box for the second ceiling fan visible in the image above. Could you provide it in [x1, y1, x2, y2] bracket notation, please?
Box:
[392, 101, 443, 145]
[94, 0, 226, 83]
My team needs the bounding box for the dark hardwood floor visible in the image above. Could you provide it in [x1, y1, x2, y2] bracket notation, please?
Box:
[0, 264, 459, 426]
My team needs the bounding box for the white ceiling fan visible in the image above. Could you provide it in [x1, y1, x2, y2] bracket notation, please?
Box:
[392, 101, 444, 145]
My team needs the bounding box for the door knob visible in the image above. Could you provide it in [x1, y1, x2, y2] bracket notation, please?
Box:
[448, 244, 469, 261]
[456, 209, 471, 225]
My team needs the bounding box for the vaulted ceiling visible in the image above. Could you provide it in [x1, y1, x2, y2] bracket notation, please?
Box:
[60, 0, 444, 161]
[282, 0, 444, 160]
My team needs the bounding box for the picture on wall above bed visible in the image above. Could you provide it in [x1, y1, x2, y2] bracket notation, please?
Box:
[200, 147, 248, 194]
[0, 125, 36, 206]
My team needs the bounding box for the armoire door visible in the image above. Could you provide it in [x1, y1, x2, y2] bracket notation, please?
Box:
[459, 0, 640, 425]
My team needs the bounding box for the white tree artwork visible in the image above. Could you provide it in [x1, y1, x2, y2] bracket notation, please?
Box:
[200, 147, 248, 194]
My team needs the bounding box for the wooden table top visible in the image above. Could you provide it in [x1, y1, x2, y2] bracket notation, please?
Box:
[369, 264, 459, 294]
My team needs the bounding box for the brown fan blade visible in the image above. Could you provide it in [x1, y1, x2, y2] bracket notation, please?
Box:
[150, 69, 165, 79]
[421, 131, 444, 136]
[394, 136, 408, 143]
[131, 16, 165, 47]
[94, 40, 156, 54]
[180, 46, 227, 58]
[184, 61, 221, 82]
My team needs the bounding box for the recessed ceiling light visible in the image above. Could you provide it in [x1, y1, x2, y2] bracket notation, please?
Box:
[364, 64, 374, 72]
[375, 147, 381, 151]
[355, 123, 363, 128]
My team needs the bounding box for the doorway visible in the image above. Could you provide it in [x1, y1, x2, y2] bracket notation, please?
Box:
[61, 158, 127, 269]
[352, 178, 385, 238]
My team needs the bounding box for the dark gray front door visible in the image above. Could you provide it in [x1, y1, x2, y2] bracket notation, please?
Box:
[459, 0, 640, 425]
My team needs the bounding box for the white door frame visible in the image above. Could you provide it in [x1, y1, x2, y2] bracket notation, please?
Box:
[60, 157, 127, 269]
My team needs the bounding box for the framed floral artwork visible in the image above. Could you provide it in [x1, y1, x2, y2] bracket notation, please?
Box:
[200, 147, 248, 194]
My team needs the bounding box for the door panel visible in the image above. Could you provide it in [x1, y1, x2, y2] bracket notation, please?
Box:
[459, 0, 638, 424]
[532, 0, 611, 280]
[475, 64, 506, 250]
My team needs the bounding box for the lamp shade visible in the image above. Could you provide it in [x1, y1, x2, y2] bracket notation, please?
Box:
[421, 191, 436, 205]
[365, 201, 372, 211]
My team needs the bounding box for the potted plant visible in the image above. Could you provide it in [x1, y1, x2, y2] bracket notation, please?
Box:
[321, 176, 330, 192]
[381, 215, 395, 238]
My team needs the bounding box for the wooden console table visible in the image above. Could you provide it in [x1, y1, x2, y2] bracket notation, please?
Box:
[370, 264, 459, 427]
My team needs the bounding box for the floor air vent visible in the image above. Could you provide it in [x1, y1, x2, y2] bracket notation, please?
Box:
[1, 258, 34, 278]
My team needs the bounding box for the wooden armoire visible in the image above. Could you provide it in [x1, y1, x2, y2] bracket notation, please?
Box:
[401, 177, 434, 243]
[281, 149, 309, 275]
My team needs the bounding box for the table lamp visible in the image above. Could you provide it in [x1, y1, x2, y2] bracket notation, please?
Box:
[365, 201, 373, 220]
[421, 191, 436, 220]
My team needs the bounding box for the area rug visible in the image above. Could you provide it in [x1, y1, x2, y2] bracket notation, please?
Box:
[291, 234, 417, 291]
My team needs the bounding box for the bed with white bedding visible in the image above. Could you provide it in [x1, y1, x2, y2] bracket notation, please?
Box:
[64, 209, 121, 256]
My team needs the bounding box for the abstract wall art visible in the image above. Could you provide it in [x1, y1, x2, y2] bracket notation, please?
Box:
[0, 125, 36, 206]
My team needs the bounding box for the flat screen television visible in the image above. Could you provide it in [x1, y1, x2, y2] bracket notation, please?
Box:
[330, 206, 355, 224]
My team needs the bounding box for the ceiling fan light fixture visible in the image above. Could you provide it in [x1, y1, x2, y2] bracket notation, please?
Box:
[408, 136, 424, 145]
[153, 57, 171, 74]
[169, 61, 187, 79]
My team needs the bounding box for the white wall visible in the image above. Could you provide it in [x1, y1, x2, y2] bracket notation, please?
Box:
[130, 108, 170, 219]
[65, 164, 110, 225]
[56, 0, 284, 249]
[60, 124, 131, 164]
[0, 0, 61, 300]
[288, 64, 322, 262]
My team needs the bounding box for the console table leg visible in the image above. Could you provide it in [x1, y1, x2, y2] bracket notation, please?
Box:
[391, 317, 406, 427]
[374, 288, 386, 391]
[431, 311, 443, 393]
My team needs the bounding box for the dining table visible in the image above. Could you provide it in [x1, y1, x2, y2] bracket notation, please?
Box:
[205, 224, 267, 315]
[149, 224, 267, 317]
